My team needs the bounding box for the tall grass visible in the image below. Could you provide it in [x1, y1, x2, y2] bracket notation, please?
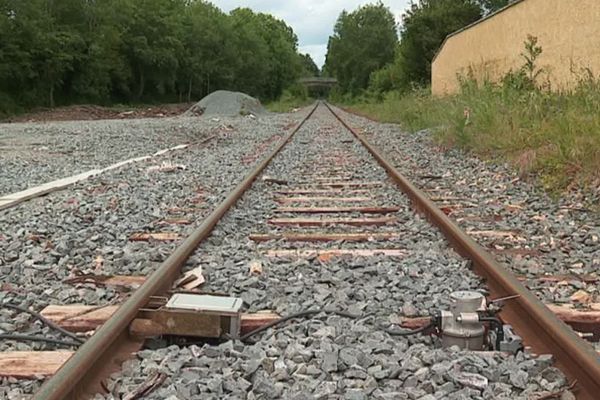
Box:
[348, 81, 600, 194]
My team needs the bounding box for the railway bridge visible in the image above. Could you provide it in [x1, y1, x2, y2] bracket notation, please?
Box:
[299, 77, 337, 97]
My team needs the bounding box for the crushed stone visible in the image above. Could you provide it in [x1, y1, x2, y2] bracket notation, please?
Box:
[185, 90, 267, 117]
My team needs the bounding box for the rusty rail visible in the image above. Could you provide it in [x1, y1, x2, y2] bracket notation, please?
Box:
[33, 104, 319, 400]
[324, 102, 600, 400]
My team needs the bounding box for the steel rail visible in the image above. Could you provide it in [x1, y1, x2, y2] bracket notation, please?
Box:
[34, 103, 319, 400]
[324, 102, 600, 400]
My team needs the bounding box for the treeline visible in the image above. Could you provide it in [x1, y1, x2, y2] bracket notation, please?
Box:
[0, 0, 319, 113]
[324, 0, 512, 97]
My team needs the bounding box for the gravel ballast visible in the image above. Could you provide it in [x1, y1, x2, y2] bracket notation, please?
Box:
[0, 115, 270, 196]
[87, 105, 573, 400]
[185, 90, 267, 118]
[0, 109, 309, 398]
[330, 106, 599, 320]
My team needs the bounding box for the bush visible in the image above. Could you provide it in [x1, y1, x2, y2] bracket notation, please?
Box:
[285, 83, 309, 101]
[0, 91, 20, 119]
[265, 86, 313, 113]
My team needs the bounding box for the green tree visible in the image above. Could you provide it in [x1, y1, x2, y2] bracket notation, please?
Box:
[300, 53, 320, 77]
[476, 0, 511, 15]
[0, 0, 86, 107]
[121, 0, 183, 99]
[35, 30, 85, 107]
[229, 8, 302, 100]
[324, 2, 398, 95]
[228, 8, 272, 98]
[0, 0, 310, 113]
[255, 12, 303, 99]
[365, 0, 512, 95]
[68, 0, 133, 103]
[396, 0, 481, 86]
[177, 1, 234, 101]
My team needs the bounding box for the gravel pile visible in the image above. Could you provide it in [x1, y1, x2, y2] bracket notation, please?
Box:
[185, 90, 267, 117]
[332, 106, 600, 315]
[0, 116, 237, 196]
[0, 110, 309, 398]
[95, 106, 571, 400]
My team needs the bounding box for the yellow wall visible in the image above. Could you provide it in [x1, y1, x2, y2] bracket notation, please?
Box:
[432, 0, 600, 95]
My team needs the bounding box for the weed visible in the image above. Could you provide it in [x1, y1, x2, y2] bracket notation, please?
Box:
[266, 86, 314, 113]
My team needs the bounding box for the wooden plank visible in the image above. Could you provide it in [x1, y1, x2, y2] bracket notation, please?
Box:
[265, 249, 408, 259]
[240, 312, 281, 335]
[131, 312, 281, 337]
[546, 304, 600, 341]
[490, 248, 541, 256]
[397, 317, 432, 329]
[517, 274, 599, 284]
[438, 205, 474, 215]
[167, 207, 198, 214]
[275, 189, 370, 195]
[46, 302, 600, 342]
[129, 232, 180, 242]
[311, 176, 354, 180]
[276, 206, 400, 214]
[0, 351, 74, 378]
[64, 274, 146, 290]
[0, 170, 102, 212]
[546, 304, 600, 324]
[431, 196, 471, 202]
[0, 144, 190, 212]
[268, 216, 397, 227]
[309, 170, 347, 175]
[456, 215, 503, 222]
[250, 232, 401, 242]
[40, 305, 281, 335]
[466, 230, 521, 238]
[306, 181, 383, 188]
[41, 305, 119, 333]
[274, 196, 371, 204]
[308, 178, 355, 182]
[156, 218, 192, 226]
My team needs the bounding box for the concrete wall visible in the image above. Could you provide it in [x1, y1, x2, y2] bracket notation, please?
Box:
[432, 0, 600, 95]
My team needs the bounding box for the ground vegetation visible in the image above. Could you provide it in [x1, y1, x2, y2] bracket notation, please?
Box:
[323, 2, 398, 96]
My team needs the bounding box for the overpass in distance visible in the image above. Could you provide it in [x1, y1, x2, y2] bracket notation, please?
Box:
[298, 77, 338, 88]
[299, 77, 337, 98]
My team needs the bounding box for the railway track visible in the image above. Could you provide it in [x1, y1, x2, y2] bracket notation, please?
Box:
[2, 102, 599, 399]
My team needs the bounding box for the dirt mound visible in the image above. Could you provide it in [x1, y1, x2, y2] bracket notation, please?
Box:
[185, 90, 266, 117]
[3, 103, 193, 123]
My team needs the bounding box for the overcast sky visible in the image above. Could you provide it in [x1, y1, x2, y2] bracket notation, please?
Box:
[211, 1, 411, 68]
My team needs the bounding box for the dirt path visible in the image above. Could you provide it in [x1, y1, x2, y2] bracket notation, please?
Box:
[3, 103, 193, 123]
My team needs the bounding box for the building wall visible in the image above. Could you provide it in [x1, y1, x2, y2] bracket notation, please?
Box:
[431, 0, 600, 96]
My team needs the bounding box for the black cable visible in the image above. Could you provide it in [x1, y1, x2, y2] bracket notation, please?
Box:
[2, 303, 85, 344]
[479, 316, 504, 350]
[240, 309, 360, 342]
[0, 334, 81, 348]
[384, 322, 436, 336]
[240, 309, 431, 342]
